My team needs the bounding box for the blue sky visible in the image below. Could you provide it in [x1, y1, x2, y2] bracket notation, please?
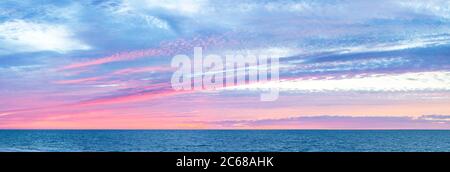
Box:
[0, 0, 450, 129]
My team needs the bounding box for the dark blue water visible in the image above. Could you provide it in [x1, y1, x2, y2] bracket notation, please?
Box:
[1, 130, 450, 152]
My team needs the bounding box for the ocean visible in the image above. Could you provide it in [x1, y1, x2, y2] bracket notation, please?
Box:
[1, 130, 449, 152]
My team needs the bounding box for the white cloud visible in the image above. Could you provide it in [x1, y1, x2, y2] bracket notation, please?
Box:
[226, 71, 450, 92]
[397, 0, 450, 19]
[141, 15, 170, 30]
[0, 20, 90, 54]
[125, 0, 207, 15]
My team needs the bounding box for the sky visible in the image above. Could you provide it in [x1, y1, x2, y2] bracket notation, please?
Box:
[0, 0, 450, 129]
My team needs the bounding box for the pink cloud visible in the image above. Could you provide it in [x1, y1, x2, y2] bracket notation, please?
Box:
[111, 66, 175, 75]
[78, 89, 191, 106]
[54, 76, 104, 84]
[58, 34, 231, 71]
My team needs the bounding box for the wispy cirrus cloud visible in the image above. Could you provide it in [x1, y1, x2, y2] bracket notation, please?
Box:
[1, 0, 450, 129]
[228, 71, 450, 93]
[59, 34, 232, 70]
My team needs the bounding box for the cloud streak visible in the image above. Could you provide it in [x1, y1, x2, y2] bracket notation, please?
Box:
[207, 115, 450, 129]
[1, 0, 450, 129]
